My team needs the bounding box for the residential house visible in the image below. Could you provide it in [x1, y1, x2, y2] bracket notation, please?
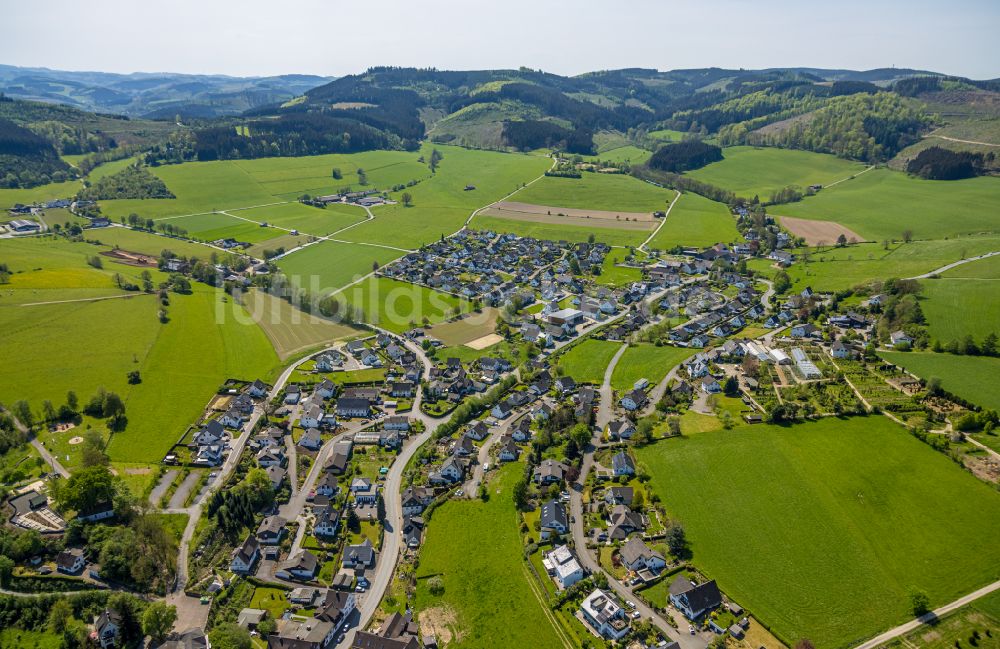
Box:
[890, 330, 914, 348]
[342, 538, 376, 570]
[316, 590, 356, 632]
[257, 515, 287, 545]
[402, 515, 424, 548]
[699, 376, 722, 394]
[497, 436, 519, 462]
[316, 379, 337, 400]
[608, 505, 646, 540]
[256, 447, 285, 468]
[247, 379, 269, 398]
[543, 544, 584, 589]
[267, 618, 336, 649]
[619, 389, 648, 411]
[231, 536, 261, 574]
[299, 429, 323, 451]
[611, 452, 635, 476]
[428, 456, 465, 484]
[94, 609, 122, 649]
[337, 397, 371, 418]
[350, 477, 378, 504]
[266, 465, 287, 490]
[56, 548, 85, 574]
[539, 499, 569, 539]
[533, 459, 569, 485]
[580, 589, 630, 640]
[669, 576, 723, 620]
[384, 415, 411, 431]
[401, 486, 435, 516]
[604, 486, 633, 506]
[831, 341, 854, 359]
[314, 506, 340, 537]
[619, 537, 666, 574]
[276, 550, 319, 581]
[607, 419, 635, 440]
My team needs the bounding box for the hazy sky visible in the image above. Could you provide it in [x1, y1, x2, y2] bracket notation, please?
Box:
[3, 0, 998, 79]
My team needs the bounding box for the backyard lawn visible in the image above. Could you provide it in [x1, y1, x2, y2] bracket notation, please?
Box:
[636, 416, 1000, 649]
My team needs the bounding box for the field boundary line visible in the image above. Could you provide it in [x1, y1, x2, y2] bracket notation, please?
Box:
[905, 250, 1000, 279]
[639, 190, 681, 251]
[519, 557, 574, 649]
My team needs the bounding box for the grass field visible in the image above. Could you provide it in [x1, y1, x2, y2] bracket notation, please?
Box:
[647, 192, 742, 249]
[155, 211, 275, 244]
[881, 587, 1000, 649]
[470, 214, 648, 247]
[275, 240, 405, 295]
[775, 168, 1000, 241]
[879, 352, 1000, 411]
[413, 463, 565, 649]
[233, 201, 367, 236]
[944, 254, 1000, 279]
[589, 145, 652, 165]
[337, 145, 551, 249]
[686, 146, 866, 199]
[748, 236, 1000, 293]
[242, 289, 362, 359]
[334, 276, 470, 333]
[85, 226, 216, 259]
[556, 339, 622, 384]
[97, 150, 430, 222]
[425, 308, 499, 346]
[0, 179, 83, 208]
[0, 628, 62, 649]
[512, 172, 676, 213]
[610, 344, 693, 392]
[921, 279, 1000, 343]
[636, 416, 1000, 649]
[0, 236, 280, 465]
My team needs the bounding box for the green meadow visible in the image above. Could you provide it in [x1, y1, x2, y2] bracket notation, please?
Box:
[235, 201, 367, 237]
[921, 279, 1000, 343]
[337, 145, 551, 249]
[85, 226, 216, 259]
[775, 168, 1000, 241]
[748, 236, 1000, 293]
[880, 352, 1000, 411]
[686, 146, 866, 198]
[0, 179, 83, 208]
[275, 240, 404, 294]
[647, 191, 741, 249]
[242, 289, 361, 360]
[97, 149, 430, 221]
[413, 463, 565, 649]
[469, 214, 648, 247]
[0, 236, 280, 465]
[610, 343, 693, 392]
[334, 276, 469, 333]
[555, 339, 622, 384]
[512, 172, 676, 213]
[636, 416, 1000, 649]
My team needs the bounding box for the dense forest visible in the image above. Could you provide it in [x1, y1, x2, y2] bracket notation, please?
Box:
[177, 113, 403, 162]
[0, 116, 73, 188]
[648, 140, 723, 173]
[502, 120, 595, 154]
[906, 146, 994, 180]
[748, 92, 929, 162]
[79, 164, 175, 200]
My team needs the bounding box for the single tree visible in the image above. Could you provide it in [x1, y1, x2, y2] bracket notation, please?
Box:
[401, 192, 413, 207]
[142, 602, 177, 643]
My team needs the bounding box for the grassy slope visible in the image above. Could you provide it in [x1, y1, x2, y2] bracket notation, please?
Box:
[242, 289, 361, 360]
[775, 168, 1000, 241]
[686, 146, 866, 198]
[414, 463, 565, 649]
[556, 339, 622, 384]
[0, 237, 279, 465]
[335, 276, 469, 333]
[648, 192, 741, 249]
[880, 352, 1000, 411]
[636, 416, 1000, 649]
[748, 236, 1000, 293]
[275, 240, 405, 295]
[84, 226, 216, 259]
[470, 215, 649, 247]
[610, 344, 693, 392]
[512, 172, 676, 212]
[338, 144, 551, 249]
[0, 179, 83, 208]
[921, 279, 1000, 343]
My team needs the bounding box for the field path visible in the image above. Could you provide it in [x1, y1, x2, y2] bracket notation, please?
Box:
[853, 579, 1000, 649]
[824, 164, 875, 188]
[925, 129, 1000, 148]
[906, 250, 1000, 279]
[463, 155, 558, 226]
[639, 190, 681, 251]
[18, 292, 153, 307]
